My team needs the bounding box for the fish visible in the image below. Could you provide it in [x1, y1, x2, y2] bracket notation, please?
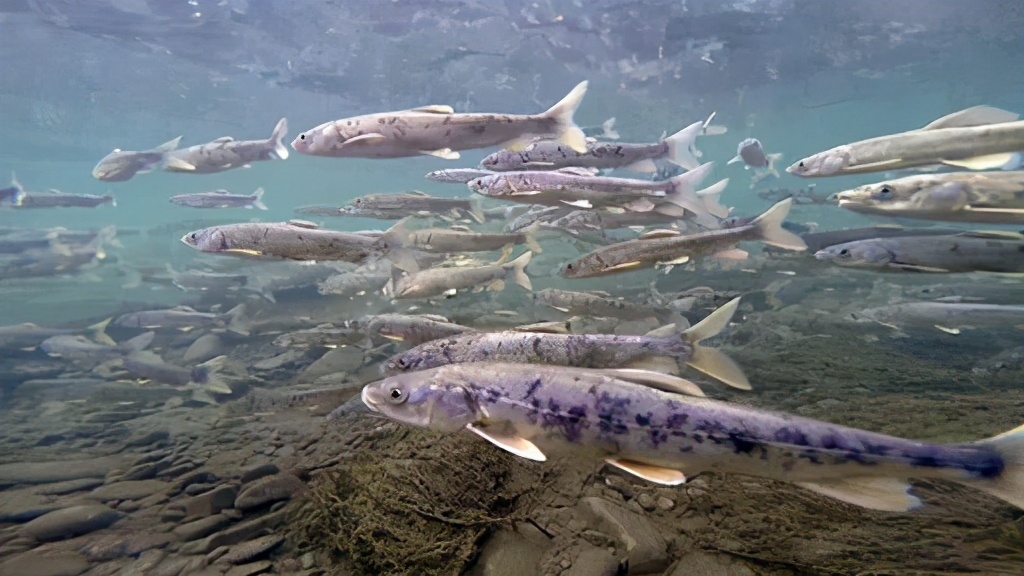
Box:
[291, 81, 589, 159]
[853, 302, 1024, 334]
[787, 106, 1024, 177]
[468, 163, 723, 221]
[390, 251, 533, 299]
[0, 318, 113, 350]
[116, 352, 234, 396]
[180, 220, 381, 263]
[113, 304, 248, 333]
[479, 121, 707, 173]
[799, 225, 965, 253]
[832, 171, 1024, 224]
[169, 188, 268, 210]
[347, 313, 476, 345]
[4, 176, 116, 209]
[41, 331, 154, 364]
[382, 297, 749, 390]
[728, 138, 782, 187]
[533, 288, 676, 324]
[163, 118, 288, 174]
[361, 362, 1024, 512]
[92, 136, 182, 182]
[0, 226, 118, 279]
[560, 198, 806, 279]
[425, 168, 498, 184]
[296, 191, 485, 224]
[814, 232, 1024, 273]
[377, 217, 542, 272]
[581, 117, 620, 140]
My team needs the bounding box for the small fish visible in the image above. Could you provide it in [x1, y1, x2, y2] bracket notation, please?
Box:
[560, 198, 806, 279]
[296, 191, 485, 224]
[362, 363, 1024, 512]
[814, 232, 1024, 274]
[832, 171, 1024, 224]
[347, 313, 476, 345]
[425, 168, 497, 184]
[479, 121, 707, 173]
[113, 304, 247, 333]
[853, 302, 1024, 334]
[92, 136, 182, 182]
[799, 225, 965, 254]
[180, 220, 380, 263]
[377, 217, 542, 272]
[5, 175, 115, 209]
[169, 188, 268, 210]
[533, 288, 676, 324]
[164, 118, 288, 174]
[788, 106, 1024, 177]
[390, 251, 533, 299]
[383, 297, 748, 390]
[582, 117, 620, 140]
[0, 226, 118, 279]
[291, 82, 588, 159]
[116, 352, 233, 397]
[728, 138, 782, 187]
[41, 331, 154, 364]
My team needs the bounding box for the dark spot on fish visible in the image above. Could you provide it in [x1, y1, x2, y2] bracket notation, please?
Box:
[728, 432, 757, 455]
[773, 427, 810, 446]
[524, 378, 542, 399]
[635, 413, 651, 427]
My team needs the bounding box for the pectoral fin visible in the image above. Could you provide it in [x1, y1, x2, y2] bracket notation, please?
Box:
[889, 264, 951, 273]
[605, 458, 687, 486]
[467, 423, 546, 461]
[561, 199, 593, 208]
[410, 105, 454, 114]
[222, 249, 264, 257]
[941, 153, 1015, 170]
[797, 477, 921, 511]
[421, 148, 461, 160]
[164, 157, 196, 171]
[342, 133, 387, 146]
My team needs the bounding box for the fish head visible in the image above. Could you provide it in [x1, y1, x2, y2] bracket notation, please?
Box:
[92, 150, 138, 182]
[736, 137, 762, 154]
[787, 146, 851, 177]
[466, 175, 496, 195]
[361, 371, 480, 432]
[814, 241, 892, 268]
[181, 227, 226, 252]
[380, 351, 424, 377]
[479, 152, 504, 169]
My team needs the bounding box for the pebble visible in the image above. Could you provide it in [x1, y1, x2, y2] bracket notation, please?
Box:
[33, 478, 105, 496]
[179, 484, 239, 520]
[86, 479, 170, 502]
[240, 464, 279, 485]
[0, 550, 90, 576]
[234, 473, 305, 511]
[636, 493, 656, 511]
[225, 560, 273, 576]
[20, 504, 123, 542]
[0, 456, 123, 487]
[173, 513, 234, 542]
[79, 531, 172, 562]
[581, 497, 669, 574]
[124, 430, 170, 448]
[656, 497, 675, 511]
[217, 534, 285, 564]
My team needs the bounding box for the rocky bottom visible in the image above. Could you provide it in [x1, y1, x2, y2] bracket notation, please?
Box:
[0, 304, 1022, 576]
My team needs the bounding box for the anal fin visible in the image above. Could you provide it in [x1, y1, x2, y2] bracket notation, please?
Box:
[797, 477, 921, 512]
[941, 153, 1015, 170]
[421, 148, 461, 160]
[605, 458, 687, 485]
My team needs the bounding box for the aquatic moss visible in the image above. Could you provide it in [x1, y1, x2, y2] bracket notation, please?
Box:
[290, 426, 531, 576]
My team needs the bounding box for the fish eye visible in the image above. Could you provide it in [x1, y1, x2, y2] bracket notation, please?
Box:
[388, 387, 406, 404]
[798, 161, 805, 168]
[839, 249, 849, 257]
[299, 134, 306, 140]
[190, 233, 197, 240]
[878, 186, 892, 197]
[565, 264, 574, 270]
[396, 358, 409, 368]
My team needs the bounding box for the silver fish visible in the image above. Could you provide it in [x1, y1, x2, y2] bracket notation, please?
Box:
[390, 251, 533, 299]
[383, 297, 748, 390]
[362, 363, 1024, 512]
[180, 220, 380, 262]
[164, 118, 288, 174]
[425, 168, 497, 184]
[853, 302, 1024, 335]
[788, 106, 1024, 177]
[377, 217, 542, 272]
[117, 352, 233, 395]
[534, 288, 671, 324]
[814, 232, 1024, 273]
[296, 191, 485, 224]
[41, 331, 154, 364]
[728, 138, 782, 187]
[0, 226, 117, 279]
[169, 188, 268, 210]
[833, 171, 1024, 224]
[92, 136, 181, 182]
[113, 304, 246, 332]
[479, 121, 705, 173]
[349, 313, 475, 345]
[7, 175, 116, 209]
[291, 82, 588, 160]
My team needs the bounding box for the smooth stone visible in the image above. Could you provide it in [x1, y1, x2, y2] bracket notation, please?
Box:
[124, 430, 170, 448]
[240, 464, 279, 485]
[234, 473, 305, 511]
[580, 497, 669, 574]
[20, 505, 123, 542]
[33, 478, 105, 496]
[179, 484, 238, 520]
[173, 513, 234, 542]
[469, 523, 552, 576]
[225, 560, 273, 576]
[0, 457, 123, 487]
[115, 548, 168, 575]
[197, 509, 288, 553]
[296, 347, 364, 383]
[563, 544, 621, 576]
[216, 534, 284, 564]
[86, 479, 170, 502]
[184, 334, 226, 364]
[79, 531, 172, 562]
[0, 488, 62, 522]
[667, 551, 756, 576]
[0, 550, 90, 576]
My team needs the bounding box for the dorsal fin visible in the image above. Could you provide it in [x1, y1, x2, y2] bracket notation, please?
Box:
[921, 106, 1020, 130]
[410, 105, 455, 114]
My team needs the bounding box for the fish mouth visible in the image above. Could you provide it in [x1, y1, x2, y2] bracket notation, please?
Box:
[360, 385, 381, 412]
[813, 250, 832, 261]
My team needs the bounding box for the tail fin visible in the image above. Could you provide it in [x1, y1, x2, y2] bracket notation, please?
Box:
[251, 187, 268, 211]
[152, 136, 182, 153]
[88, 317, 117, 346]
[752, 198, 807, 251]
[542, 81, 589, 153]
[224, 304, 249, 336]
[663, 162, 714, 216]
[961, 423, 1024, 509]
[122, 331, 155, 354]
[766, 152, 784, 178]
[190, 355, 234, 395]
[681, 298, 750, 390]
[269, 118, 289, 160]
[601, 117, 620, 140]
[696, 178, 731, 218]
[663, 121, 704, 170]
[504, 251, 533, 291]
[379, 217, 421, 273]
[523, 228, 543, 254]
[467, 196, 486, 224]
[701, 111, 729, 136]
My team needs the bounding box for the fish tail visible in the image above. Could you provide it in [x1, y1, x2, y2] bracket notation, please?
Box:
[523, 228, 543, 254]
[601, 117, 620, 140]
[467, 196, 486, 224]
[251, 187, 268, 211]
[696, 178, 731, 218]
[123, 331, 156, 354]
[378, 217, 417, 273]
[663, 121, 704, 170]
[87, 317, 117, 346]
[681, 297, 750, 390]
[542, 81, 588, 153]
[766, 152, 784, 178]
[269, 117, 289, 160]
[505, 251, 533, 291]
[752, 198, 807, 251]
[191, 355, 234, 395]
[963, 423, 1024, 509]
[664, 162, 714, 216]
[225, 304, 250, 336]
